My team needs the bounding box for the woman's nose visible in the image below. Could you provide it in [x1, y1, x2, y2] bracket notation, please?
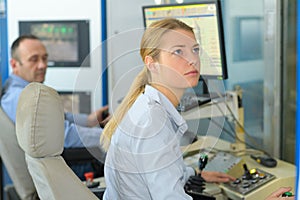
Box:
[187, 54, 199, 66]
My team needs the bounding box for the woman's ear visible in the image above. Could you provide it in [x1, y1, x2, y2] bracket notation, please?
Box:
[145, 55, 159, 73]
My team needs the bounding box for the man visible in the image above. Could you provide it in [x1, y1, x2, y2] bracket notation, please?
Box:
[1, 35, 108, 180]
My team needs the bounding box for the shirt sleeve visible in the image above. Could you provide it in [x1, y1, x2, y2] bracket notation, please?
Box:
[64, 112, 89, 127]
[64, 120, 102, 148]
[142, 154, 193, 200]
[1, 87, 23, 123]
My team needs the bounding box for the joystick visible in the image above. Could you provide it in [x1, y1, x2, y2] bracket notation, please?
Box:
[199, 154, 208, 172]
[184, 154, 215, 199]
[242, 164, 252, 180]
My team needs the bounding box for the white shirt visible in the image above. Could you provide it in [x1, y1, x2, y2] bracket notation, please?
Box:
[104, 85, 195, 200]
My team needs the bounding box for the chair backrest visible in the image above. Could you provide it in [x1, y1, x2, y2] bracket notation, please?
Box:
[15, 82, 98, 200]
[0, 107, 38, 200]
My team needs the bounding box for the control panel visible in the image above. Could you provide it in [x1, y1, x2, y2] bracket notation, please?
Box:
[221, 165, 275, 195]
[185, 151, 277, 198]
[205, 152, 276, 195]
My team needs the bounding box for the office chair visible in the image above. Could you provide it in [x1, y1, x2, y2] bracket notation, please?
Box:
[15, 82, 100, 200]
[0, 107, 39, 200]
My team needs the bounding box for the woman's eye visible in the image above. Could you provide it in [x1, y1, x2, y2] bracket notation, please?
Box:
[193, 47, 200, 54]
[173, 49, 183, 55]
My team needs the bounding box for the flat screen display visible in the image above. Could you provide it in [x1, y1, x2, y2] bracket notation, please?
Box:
[58, 91, 91, 114]
[142, 0, 228, 80]
[19, 20, 90, 67]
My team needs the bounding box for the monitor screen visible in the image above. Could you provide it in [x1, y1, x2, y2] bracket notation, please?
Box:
[142, 0, 228, 80]
[19, 20, 90, 67]
[58, 91, 91, 114]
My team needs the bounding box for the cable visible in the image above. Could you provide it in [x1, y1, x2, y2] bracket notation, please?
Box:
[208, 116, 266, 156]
[207, 117, 237, 141]
[191, 80, 270, 156]
[212, 94, 272, 157]
[203, 79, 269, 156]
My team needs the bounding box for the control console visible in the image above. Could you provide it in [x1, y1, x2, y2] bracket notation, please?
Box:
[221, 164, 275, 195]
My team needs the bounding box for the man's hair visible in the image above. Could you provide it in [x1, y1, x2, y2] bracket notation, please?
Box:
[11, 35, 40, 60]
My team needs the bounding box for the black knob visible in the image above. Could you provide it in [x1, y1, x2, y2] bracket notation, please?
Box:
[243, 164, 252, 180]
[198, 154, 208, 171]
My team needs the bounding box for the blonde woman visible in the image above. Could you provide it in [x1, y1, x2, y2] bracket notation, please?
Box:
[101, 18, 235, 199]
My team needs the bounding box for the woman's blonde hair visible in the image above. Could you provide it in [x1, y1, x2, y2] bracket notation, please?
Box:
[100, 18, 194, 150]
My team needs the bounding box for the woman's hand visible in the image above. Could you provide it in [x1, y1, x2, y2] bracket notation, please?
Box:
[200, 171, 236, 183]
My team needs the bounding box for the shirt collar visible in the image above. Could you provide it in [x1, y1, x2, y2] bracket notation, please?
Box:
[144, 85, 187, 129]
[10, 74, 30, 87]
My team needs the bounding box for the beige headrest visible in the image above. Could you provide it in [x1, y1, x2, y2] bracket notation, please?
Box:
[16, 82, 65, 158]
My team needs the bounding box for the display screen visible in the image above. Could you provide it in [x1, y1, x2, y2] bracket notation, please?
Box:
[19, 20, 90, 67]
[58, 91, 91, 114]
[142, 1, 228, 80]
[31, 23, 78, 63]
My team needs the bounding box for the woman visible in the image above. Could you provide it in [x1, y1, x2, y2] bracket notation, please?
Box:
[101, 18, 235, 199]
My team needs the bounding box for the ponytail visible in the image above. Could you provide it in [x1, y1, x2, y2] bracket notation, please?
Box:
[100, 67, 150, 150]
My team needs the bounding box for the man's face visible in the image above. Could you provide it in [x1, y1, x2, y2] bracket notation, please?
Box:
[11, 39, 48, 83]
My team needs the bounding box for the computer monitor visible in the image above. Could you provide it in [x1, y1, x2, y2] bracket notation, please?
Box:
[58, 91, 91, 114]
[19, 20, 90, 67]
[142, 0, 228, 95]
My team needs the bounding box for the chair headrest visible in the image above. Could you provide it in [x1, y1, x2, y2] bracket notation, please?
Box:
[16, 82, 65, 158]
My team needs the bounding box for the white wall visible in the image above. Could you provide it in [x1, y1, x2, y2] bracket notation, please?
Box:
[223, 0, 264, 89]
[7, 0, 103, 110]
[107, 0, 154, 112]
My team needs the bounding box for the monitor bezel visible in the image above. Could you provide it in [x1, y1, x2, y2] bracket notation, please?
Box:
[19, 20, 90, 67]
[142, 0, 228, 80]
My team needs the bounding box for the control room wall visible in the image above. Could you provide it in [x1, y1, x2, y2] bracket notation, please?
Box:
[7, 0, 103, 110]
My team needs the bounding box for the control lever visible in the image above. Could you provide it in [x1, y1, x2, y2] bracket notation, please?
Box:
[198, 154, 208, 172]
[243, 164, 252, 180]
[184, 153, 216, 199]
[185, 154, 208, 191]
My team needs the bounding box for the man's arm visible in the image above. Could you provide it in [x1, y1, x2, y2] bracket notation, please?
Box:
[64, 120, 103, 148]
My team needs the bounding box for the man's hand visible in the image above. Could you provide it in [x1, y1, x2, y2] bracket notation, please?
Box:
[87, 105, 110, 127]
[265, 187, 294, 200]
[200, 171, 236, 183]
